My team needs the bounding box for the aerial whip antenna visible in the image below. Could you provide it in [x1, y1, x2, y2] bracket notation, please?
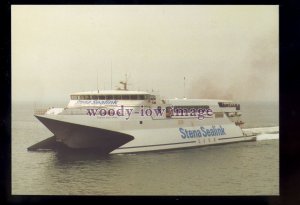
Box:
[97, 70, 99, 93]
[183, 76, 186, 98]
[110, 61, 112, 90]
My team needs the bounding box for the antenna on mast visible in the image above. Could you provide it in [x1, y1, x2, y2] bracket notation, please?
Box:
[110, 61, 112, 90]
[120, 74, 128, 90]
[97, 70, 99, 93]
[183, 76, 186, 98]
[117, 74, 130, 90]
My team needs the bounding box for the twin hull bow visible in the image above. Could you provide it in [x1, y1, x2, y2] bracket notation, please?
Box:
[30, 114, 255, 154]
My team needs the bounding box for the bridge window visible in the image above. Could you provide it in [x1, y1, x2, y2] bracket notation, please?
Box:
[130, 95, 138, 100]
[150, 95, 156, 100]
[138, 95, 145, 100]
[114, 95, 122, 100]
[91, 95, 98, 100]
[84, 95, 91, 100]
[122, 95, 130, 100]
[74, 94, 149, 100]
[218, 102, 240, 110]
[70, 95, 78, 100]
[173, 105, 209, 110]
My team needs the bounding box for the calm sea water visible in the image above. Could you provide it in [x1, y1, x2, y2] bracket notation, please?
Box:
[12, 101, 279, 195]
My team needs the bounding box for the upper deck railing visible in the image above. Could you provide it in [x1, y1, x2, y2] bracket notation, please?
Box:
[34, 108, 49, 115]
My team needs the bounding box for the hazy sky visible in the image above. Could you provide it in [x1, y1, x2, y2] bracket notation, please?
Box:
[12, 5, 278, 103]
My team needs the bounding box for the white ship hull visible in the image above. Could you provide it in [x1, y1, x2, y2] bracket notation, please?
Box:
[34, 114, 255, 154]
[30, 85, 254, 155]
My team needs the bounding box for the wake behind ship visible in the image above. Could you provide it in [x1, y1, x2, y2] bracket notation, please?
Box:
[28, 80, 256, 154]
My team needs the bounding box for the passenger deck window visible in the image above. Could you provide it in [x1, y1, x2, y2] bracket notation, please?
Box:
[138, 95, 145, 100]
[98, 95, 105, 100]
[91, 95, 98, 100]
[122, 95, 130, 100]
[84, 95, 91, 100]
[114, 95, 122, 100]
[150, 96, 156, 100]
[130, 95, 138, 100]
[106, 95, 113, 100]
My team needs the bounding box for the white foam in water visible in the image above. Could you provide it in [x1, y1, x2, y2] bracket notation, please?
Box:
[242, 126, 279, 141]
[255, 133, 279, 141]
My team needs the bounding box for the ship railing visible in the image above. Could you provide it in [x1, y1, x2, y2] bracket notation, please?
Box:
[34, 108, 49, 115]
[33, 102, 67, 115]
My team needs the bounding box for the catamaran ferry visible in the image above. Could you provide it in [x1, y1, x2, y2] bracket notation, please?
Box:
[29, 81, 256, 154]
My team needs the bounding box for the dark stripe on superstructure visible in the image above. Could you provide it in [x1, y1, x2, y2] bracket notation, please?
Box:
[117, 141, 196, 149]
